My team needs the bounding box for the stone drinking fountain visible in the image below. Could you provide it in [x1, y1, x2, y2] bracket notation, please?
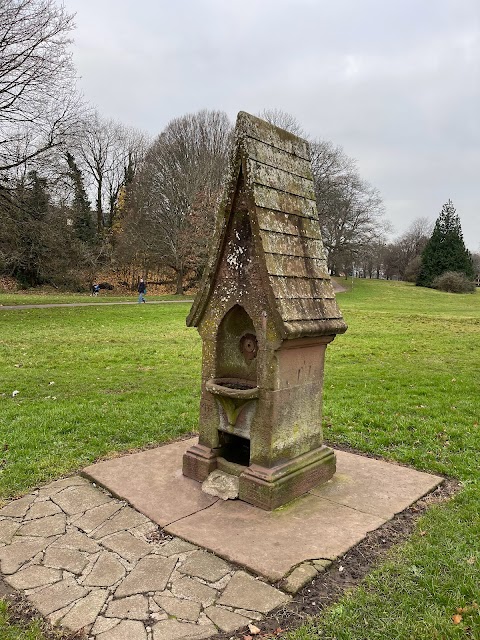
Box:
[183, 112, 347, 510]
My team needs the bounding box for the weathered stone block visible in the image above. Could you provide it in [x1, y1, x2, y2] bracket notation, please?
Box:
[59, 588, 108, 632]
[201, 470, 239, 501]
[283, 563, 318, 594]
[6, 565, 61, 590]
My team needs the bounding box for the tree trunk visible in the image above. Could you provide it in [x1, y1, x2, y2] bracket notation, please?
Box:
[175, 267, 184, 295]
[96, 180, 103, 233]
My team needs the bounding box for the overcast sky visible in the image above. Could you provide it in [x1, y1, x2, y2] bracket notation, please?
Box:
[63, 0, 479, 250]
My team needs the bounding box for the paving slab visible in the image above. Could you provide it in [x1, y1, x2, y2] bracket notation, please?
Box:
[92, 617, 121, 635]
[168, 492, 385, 581]
[217, 571, 289, 613]
[157, 538, 198, 557]
[96, 619, 147, 640]
[43, 546, 89, 574]
[152, 619, 216, 640]
[101, 531, 151, 563]
[154, 594, 201, 621]
[37, 476, 90, 498]
[24, 501, 62, 520]
[91, 506, 149, 539]
[5, 565, 62, 590]
[0, 519, 20, 543]
[73, 501, 122, 533]
[171, 576, 218, 606]
[0, 494, 35, 517]
[114, 555, 177, 597]
[0, 537, 55, 574]
[82, 438, 442, 581]
[59, 588, 108, 632]
[82, 439, 218, 526]
[310, 449, 443, 519]
[105, 594, 149, 620]
[17, 513, 66, 537]
[51, 529, 101, 553]
[178, 550, 231, 582]
[52, 485, 110, 515]
[283, 563, 318, 594]
[204, 605, 251, 632]
[83, 551, 126, 587]
[28, 576, 88, 616]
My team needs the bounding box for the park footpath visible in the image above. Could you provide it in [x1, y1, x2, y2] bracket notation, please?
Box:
[0, 475, 289, 640]
[0, 435, 443, 639]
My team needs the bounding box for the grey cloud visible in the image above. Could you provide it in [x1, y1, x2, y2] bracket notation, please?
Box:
[64, 0, 480, 249]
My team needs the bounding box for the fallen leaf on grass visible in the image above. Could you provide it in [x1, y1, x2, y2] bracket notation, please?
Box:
[243, 636, 253, 640]
[452, 614, 462, 624]
[456, 603, 479, 614]
[419, 530, 427, 536]
[466, 556, 476, 565]
[248, 624, 261, 634]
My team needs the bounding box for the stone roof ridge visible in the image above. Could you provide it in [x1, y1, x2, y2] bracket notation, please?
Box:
[235, 111, 311, 161]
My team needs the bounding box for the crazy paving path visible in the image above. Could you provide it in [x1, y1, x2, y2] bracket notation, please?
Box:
[0, 476, 289, 639]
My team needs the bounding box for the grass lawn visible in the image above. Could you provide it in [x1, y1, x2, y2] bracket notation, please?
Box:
[0, 279, 479, 638]
[0, 292, 191, 306]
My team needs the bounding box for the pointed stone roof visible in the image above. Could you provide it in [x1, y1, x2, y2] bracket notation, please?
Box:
[187, 112, 347, 339]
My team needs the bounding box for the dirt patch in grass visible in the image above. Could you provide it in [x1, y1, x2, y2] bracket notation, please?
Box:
[211, 478, 459, 640]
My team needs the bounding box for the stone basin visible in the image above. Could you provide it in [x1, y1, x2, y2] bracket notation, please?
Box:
[206, 378, 258, 442]
[205, 377, 258, 400]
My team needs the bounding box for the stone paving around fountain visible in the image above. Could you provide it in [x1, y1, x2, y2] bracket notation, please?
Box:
[0, 476, 289, 639]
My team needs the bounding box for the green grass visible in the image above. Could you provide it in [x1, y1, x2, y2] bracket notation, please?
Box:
[0, 279, 479, 638]
[0, 600, 48, 640]
[0, 302, 200, 497]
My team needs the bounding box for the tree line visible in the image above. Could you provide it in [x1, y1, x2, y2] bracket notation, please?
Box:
[0, 1, 476, 294]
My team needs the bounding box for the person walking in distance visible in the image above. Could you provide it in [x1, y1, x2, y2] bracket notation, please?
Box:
[138, 278, 147, 303]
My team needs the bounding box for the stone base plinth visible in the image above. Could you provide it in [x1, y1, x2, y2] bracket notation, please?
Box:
[184, 440, 336, 511]
[182, 443, 219, 482]
[239, 446, 336, 510]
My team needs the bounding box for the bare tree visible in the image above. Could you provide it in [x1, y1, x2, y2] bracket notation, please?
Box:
[383, 217, 432, 281]
[472, 252, 480, 277]
[257, 108, 305, 137]
[78, 112, 147, 232]
[310, 140, 386, 274]
[129, 109, 232, 294]
[0, 0, 82, 173]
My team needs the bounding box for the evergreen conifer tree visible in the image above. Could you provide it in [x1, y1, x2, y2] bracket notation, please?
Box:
[66, 152, 95, 244]
[15, 171, 50, 285]
[417, 200, 474, 287]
